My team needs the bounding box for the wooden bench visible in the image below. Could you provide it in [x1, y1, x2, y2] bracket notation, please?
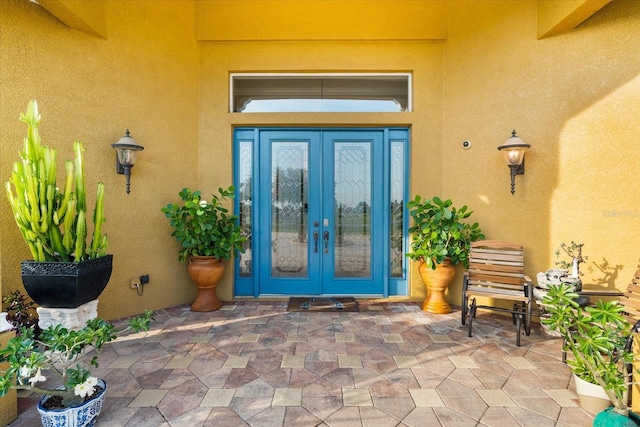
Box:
[461, 240, 533, 347]
[623, 263, 640, 409]
[620, 262, 640, 320]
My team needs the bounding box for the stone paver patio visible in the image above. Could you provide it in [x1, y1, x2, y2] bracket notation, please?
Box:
[10, 301, 596, 426]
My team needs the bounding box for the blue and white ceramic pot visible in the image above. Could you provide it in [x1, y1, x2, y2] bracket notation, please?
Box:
[37, 379, 107, 427]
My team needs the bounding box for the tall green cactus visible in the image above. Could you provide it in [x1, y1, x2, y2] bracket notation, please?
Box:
[5, 100, 108, 262]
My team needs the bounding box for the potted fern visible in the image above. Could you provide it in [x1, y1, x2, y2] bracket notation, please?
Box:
[406, 196, 484, 313]
[5, 100, 110, 309]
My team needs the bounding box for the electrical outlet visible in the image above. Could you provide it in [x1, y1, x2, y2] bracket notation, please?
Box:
[131, 280, 141, 289]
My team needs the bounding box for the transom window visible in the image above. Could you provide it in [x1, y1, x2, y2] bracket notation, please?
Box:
[230, 73, 411, 113]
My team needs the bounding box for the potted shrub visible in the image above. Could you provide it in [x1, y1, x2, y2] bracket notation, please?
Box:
[5, 100, 111, 309]
[554, 240, 588, 290]
[406, 196, 484, 313]
[161, 187, 245, 311]
[536, 242, 592, 337]
[542, 283, 639, 424]
[0, 310, 154, 427]
[2, 290, 40, 338]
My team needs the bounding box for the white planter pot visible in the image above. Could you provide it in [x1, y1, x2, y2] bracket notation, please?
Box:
[573, 374, 613, 414]
[536, 269, 569, 289]
[37, 379, 107, 427]
[539, 320, 562, 337]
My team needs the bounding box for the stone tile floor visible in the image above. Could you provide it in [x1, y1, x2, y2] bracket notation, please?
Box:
[10, 300, 596, 426]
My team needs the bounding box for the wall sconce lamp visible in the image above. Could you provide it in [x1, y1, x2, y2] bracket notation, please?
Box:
[111, 130, 144, 194]
[497, 130, 530, 195]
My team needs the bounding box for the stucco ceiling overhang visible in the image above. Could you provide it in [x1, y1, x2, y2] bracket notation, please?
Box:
[34, 0, 612, 41]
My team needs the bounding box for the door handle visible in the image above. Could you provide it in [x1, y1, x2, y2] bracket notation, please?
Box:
[323, 231, 329, 253]
[313, 231, 319, 253]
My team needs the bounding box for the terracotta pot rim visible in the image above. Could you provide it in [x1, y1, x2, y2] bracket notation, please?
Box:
[189, 255, 225, 262]
[419, 257, 454, 267]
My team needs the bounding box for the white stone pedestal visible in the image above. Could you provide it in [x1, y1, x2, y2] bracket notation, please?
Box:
[36, 299, 98, 330]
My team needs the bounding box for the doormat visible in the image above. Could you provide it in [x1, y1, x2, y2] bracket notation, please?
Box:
[287, 297, 359, 312]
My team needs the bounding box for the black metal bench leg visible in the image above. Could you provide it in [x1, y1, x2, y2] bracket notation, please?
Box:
[461, 294, 468, 326]
[515, 314, 522, 347]
[524, 284, 533, 336]
[468, 299, 476, 338]
[461, 275, 469, 326]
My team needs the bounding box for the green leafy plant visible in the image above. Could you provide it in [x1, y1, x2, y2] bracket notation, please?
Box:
[2, 290, 40, 338]
[161, 187, 246, 263]
[542, 283, 635, 417]
[406, 196, 484, 269]
[5, 100, 107, 262]
[0, 310, 154, 408]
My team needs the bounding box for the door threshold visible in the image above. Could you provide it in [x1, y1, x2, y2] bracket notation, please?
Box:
[234, 294, 404, 300]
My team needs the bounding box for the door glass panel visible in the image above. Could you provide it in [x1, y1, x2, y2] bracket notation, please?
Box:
[333, 142, 371, 278]
[238, 140, 253, 277]
[390, 140, 404, 277]
[271, 142, 309, 278]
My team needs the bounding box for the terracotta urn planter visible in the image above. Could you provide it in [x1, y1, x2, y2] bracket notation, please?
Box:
[418, 258, 456, 314]
[187, 256, 226, 312]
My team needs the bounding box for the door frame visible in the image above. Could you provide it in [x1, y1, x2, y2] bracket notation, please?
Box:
[233, 127, 410, 298]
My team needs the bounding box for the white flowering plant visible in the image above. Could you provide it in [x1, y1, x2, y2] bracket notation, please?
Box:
[0, 310, 154, 408]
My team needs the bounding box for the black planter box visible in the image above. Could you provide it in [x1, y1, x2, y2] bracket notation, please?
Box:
[20, 255, 113, 308]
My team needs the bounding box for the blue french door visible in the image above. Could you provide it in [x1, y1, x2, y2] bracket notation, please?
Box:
[234, 128, 408, 297]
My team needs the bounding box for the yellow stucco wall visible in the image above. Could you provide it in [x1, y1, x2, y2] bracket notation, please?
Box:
[195, 0, 447, 41]
[1, 0, 639, 319]
[37, 0, 108, 38]
[0, 0, 200, 319]
[537, 0, 612, 39]
[442, 0, 640, 308]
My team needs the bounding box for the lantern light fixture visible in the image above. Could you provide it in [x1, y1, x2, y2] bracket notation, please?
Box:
[497, 129, 530, 195]
[111, 129, 144, 194]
